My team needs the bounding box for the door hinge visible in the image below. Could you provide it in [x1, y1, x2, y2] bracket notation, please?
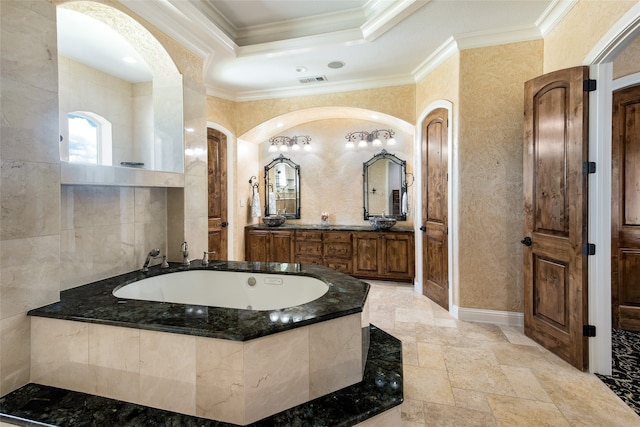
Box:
[583, 79, 597, 92]
[582, 161, 596, 174]
[582, 243, 596, 256]
[583, 324, 596, 337]
[445, 226, 449, 235]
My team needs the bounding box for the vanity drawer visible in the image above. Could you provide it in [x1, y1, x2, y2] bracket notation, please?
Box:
[296, 255, 323, 266]
[324, 258, 353, 274]
[323, 232, 352, 243]
[296, 230, 323, 241]
[296, 241, 323, 256]
[324, 242, 352, 258]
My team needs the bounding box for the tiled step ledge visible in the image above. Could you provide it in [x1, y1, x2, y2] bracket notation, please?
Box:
[0, 326, 402, 427]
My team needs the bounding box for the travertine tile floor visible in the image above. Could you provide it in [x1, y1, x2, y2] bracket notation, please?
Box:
[366, 281, 640, 426]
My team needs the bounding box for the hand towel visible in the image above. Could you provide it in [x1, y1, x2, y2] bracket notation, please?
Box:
[401, 191, 408, 215]
[268, 192, 277, 215]
[251, 191, 262, 217]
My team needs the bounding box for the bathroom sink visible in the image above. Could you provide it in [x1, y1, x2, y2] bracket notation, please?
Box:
[262, 215, 286, 227]
[369, 216, 396, 230]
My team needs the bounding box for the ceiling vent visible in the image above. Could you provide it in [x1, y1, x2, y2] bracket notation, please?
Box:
[299, 76, 328, 84]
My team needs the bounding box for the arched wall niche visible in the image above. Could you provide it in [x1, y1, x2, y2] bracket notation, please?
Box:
[57, 0, 184, 174]
[240, 106, 416, 228]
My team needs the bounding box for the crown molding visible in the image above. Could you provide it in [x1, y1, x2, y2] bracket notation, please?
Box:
[119, 0, 218, 58]
[536, 0, 578, 37]
[412, 36, 459, 82]
[207, 73, 415, 102]
[361, 0, 429, 41]
[235, 8, 365, 46]
[412, 23, 545, 82]
[455, 24, 543, 50]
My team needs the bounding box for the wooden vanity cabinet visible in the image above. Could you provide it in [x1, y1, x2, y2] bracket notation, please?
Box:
[294, 230, 323, 265]
[246, 226, 414, 282]
[322, 232, 353, 274]
[353, 231, 414, 282]
[245, 229, 294, 263]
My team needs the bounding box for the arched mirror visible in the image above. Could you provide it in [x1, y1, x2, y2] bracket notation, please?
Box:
[264, 155, 301, 218]
[363, 150, 407, 220]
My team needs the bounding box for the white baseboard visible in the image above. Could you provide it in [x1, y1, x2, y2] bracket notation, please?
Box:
[453, 305, 524, 327]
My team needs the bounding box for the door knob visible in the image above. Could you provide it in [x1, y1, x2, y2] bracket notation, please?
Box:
[221, 222, 228, 227]
[520, 237, 532, 246]
[419, 226, 426, 232]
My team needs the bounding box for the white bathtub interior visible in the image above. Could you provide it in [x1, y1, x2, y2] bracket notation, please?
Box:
[113, 270, 329, 310]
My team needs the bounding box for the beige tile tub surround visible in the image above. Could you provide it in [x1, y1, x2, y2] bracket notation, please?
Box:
[30, 313, 364, 425]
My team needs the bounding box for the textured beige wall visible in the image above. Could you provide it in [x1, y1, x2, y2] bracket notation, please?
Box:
[415, 54, 460, 119]
[613, 34, 640, 78]
[207, 96, 238, 134]
[233, 85, 416, 136]
[257, 119, 414, 227]
[544, 0, 636, 73]
[457, 40, 543, 312]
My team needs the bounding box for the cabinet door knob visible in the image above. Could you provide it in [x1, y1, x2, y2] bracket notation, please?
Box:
[419, 226, 426, 232]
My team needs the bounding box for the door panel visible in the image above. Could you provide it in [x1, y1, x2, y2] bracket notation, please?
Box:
[208, 128, 228, 259]
[612, 85, 640, 330]
[422, 108, 449, 309]
[523, 66, 589, 371]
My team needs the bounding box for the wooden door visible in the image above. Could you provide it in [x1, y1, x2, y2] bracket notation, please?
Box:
[207, 128, 228, 259]
[612, 85, 640, 331]
[523, 66, 589, 370]
[422, 108, 449, 309]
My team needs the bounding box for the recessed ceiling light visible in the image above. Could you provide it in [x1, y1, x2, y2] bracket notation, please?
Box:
[295, 66, 307, 72]
[328, 61, 345, 69]
[123, 56, 137, 64]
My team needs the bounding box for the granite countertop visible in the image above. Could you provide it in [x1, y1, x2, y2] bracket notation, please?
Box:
[245, 223, 415, 232]
[28, 261, 369, 341]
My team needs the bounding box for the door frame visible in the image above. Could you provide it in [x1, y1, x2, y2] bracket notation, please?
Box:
[584, 2, 640, 374]
[207, 121, 235, 260]
[415, 100, 457, 316]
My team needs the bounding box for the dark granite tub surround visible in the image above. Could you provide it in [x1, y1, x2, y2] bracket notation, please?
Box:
[0, 326, 403, 427]
[27, 260, 369, 341]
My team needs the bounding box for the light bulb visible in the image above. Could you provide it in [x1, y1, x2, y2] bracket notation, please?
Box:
[358, 139, 367, 148]
[269, 144, 278, 152]
[280, 144, 288, 151]
[292, 143, 300, 151]
[345, 141, 354, 149]
[372, 138, 382, 146]
[387, 137, 397, 145]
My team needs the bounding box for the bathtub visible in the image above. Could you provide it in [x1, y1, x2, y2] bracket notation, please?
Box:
[113, 269, 329, 310]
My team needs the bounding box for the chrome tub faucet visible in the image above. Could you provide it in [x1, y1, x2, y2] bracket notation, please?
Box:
[202, 251, 216, 266]
[141, 249, 169, 272]
[181, 241, 190, 266]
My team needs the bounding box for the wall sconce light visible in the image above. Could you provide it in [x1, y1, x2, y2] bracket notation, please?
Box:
[268, 135, 312, 152]
[345, 129, 396, 149]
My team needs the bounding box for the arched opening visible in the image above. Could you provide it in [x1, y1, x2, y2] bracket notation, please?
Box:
[585, 3, 640, 374]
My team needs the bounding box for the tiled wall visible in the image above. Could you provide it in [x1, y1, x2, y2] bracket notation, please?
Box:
[0, 0, 60, 395]
[31, 314, 364, 425]
[60, 186, 168, 290]
[0, 0, 207, 397]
